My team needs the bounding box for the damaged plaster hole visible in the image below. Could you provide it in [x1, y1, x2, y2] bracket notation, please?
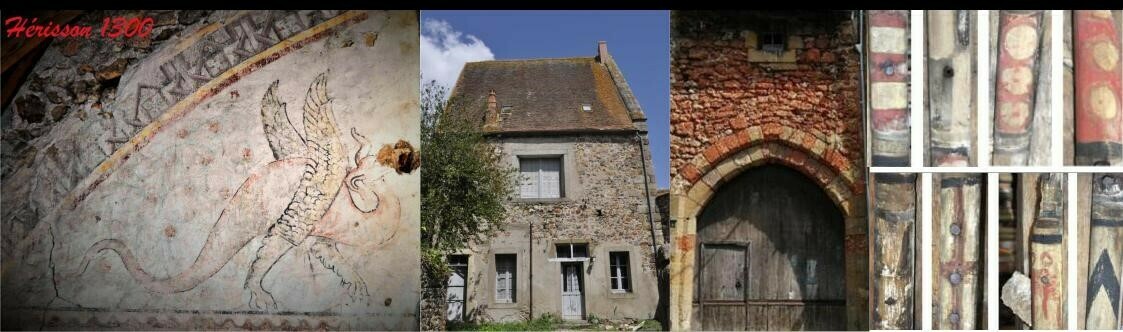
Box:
[376, 140, 420, 174]
[364, 32, 379, 47]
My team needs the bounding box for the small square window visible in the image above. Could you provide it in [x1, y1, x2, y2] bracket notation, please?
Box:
[555, 243, 588, 259]
[760, 32, 785, 53]
[581, 104, 592, 112]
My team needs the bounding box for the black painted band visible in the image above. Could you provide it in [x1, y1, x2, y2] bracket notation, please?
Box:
[941, 176, 980, 188]
[1092, 218, 1123, 227]
[1031, 234, 1063, 244]
[1075, 141, 1123, 166]
[875, 173, 917, 184]
[872, 155, 910, 167]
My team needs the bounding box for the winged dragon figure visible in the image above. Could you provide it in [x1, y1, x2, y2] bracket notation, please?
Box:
[70, 72, 417, 309]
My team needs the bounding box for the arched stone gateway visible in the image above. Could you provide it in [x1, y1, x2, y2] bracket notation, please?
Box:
[670, 131, 868, 331]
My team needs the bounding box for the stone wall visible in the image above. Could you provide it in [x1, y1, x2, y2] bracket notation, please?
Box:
[668, 11, 868, 331]
[456, 132, 661, 322]
[499, 134, 661, 270]
[670, 11, 865, 197]
[1, 10, 420, 330]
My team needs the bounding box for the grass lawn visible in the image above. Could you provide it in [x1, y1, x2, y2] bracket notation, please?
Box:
[447, 314, 561, 331]
[448, 315, 664, 331]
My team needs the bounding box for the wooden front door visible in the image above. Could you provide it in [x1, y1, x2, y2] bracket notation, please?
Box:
[695, 165, 846, 330]
[561, 262, 585, 320]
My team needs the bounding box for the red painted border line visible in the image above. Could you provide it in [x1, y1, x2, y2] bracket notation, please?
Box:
[66, 11, 370, 210]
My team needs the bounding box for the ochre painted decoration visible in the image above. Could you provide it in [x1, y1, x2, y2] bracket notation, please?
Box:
[1074, 11, 1123, 165]
[1, 11, 421, 330]
[993, 11, 1044, 166]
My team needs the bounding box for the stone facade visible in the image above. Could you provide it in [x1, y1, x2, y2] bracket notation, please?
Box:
[446, 44, 662, 324]
[669, 11, 868, 331]
[1, 11, 421, 330]
[453, 134, 661, 323]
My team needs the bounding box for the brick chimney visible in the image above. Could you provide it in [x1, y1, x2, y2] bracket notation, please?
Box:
[484, 90, 499, 130]
[596, 41, 610, 63]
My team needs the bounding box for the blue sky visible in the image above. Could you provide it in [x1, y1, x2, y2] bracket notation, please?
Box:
[421, 10, 670, 189]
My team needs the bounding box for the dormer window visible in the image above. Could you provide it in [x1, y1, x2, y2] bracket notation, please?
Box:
[581, 104, 592, 112]
[760, 31, 785, 54]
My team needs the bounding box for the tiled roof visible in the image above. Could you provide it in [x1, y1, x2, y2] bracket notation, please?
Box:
[449, 56, 638, 134]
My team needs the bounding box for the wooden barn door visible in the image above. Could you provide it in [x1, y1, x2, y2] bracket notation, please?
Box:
[697, 243, 750, 328]
[694, 165, 846, 330]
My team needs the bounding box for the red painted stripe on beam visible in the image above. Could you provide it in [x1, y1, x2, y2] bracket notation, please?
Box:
[869, 10, 908, 29]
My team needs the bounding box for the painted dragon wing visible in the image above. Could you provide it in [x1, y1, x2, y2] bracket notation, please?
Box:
[260, 80, 307, 160]
[269, 73, 347, 246]
[301, 72, 346, 179]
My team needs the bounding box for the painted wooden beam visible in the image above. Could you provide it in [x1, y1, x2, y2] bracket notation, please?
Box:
[1073, 11, 1123, 166]
[1030, 173, 1066, 329]
[869, 10, 911, 167]
[993, 11, 1044, 166]
[928, 10, 975, 166]
[934, 173, 982, 329]
[872, 173, 917, 329]
[1086, 173, 1123, 329]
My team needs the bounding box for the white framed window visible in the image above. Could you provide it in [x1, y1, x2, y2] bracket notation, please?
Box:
[609, 251, 632, 293]
[555, 243, 588, 259]
[519, 157, 563, 199]
[495, 254, 516, 303]
[446, 255, 469, 321]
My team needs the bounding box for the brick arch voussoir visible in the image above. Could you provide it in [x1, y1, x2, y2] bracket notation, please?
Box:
[677, 126, 863, 219]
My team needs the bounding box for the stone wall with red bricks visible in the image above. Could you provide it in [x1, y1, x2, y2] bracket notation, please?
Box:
[670, 11, 865, 202]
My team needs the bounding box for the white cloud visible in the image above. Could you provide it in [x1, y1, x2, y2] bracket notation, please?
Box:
[420, 19, 494, 92]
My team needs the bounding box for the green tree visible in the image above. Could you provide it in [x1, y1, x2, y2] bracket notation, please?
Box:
[420, 79, 516, 330]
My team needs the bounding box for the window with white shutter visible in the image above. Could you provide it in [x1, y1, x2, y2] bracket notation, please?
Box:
[519, 159, 539, 198]
[609, 251, 632, 293]
[495, 254, 517, 303]
[518, 157, 563, 199]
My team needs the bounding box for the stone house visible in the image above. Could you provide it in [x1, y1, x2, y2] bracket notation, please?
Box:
[669, 11, 868, 331]
[445, 42, 663, 323]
